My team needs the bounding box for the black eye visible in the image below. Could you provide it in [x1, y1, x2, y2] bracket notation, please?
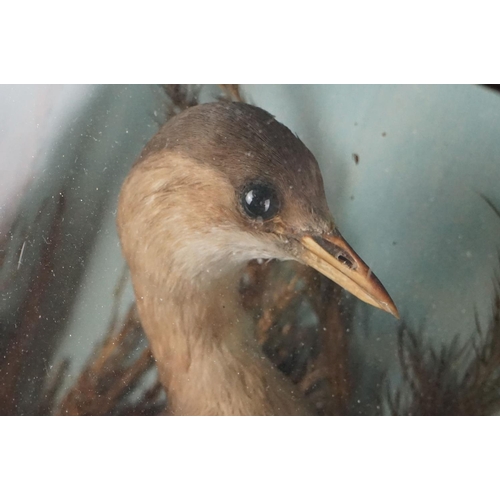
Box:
[241, 182, 280, 220]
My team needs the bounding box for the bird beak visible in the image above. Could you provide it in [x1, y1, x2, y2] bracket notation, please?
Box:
[298, 231, 399, 318]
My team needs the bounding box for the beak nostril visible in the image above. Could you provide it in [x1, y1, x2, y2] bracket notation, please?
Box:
[337, 254, 354, 269]
[311, 235, 358, 270]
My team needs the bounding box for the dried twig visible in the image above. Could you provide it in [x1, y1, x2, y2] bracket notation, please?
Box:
[387, 197, 500, 416]
[388, 283, 500, 415]
[219, 84, 245, 102]
[55, 305, 165, 416]
[162, 85, 200, 113]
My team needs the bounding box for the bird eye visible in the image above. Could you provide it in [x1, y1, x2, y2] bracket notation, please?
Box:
[241, 182, 280, 220]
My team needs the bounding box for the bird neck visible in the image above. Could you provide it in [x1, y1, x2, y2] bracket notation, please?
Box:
[132, 264, 310, 415]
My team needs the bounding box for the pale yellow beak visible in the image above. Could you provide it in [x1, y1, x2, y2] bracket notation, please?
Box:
[299, 232, 399, 318]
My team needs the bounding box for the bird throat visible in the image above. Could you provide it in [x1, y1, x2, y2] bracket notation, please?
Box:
[131, 262, 311, 416]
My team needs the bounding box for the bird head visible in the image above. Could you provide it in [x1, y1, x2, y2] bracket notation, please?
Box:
[117, 101, 398, 317]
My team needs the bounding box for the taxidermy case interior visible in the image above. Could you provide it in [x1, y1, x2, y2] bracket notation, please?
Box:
[1, 84, 499, 415]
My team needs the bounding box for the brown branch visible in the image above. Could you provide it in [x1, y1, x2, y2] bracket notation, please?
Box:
[219, 84, 244, 102]
[55, 305, 165, 416]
